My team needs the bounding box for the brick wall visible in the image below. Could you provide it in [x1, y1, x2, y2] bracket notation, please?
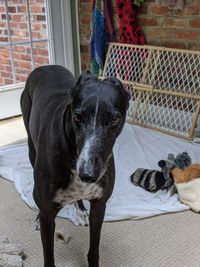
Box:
[0, 0, 49, 86]
[79, 0, 200, 71]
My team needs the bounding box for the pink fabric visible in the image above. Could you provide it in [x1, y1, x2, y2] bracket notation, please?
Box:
[155, 0, 184, 10]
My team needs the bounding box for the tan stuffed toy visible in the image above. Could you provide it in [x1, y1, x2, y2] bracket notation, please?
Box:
[172, 164, 200, 212]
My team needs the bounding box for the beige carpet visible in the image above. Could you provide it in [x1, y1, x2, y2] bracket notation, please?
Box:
[0, 178, 200, 267]
[1, 117, 200, 266]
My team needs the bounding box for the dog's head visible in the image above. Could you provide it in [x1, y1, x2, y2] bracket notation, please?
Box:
[70, 71, 130, 183]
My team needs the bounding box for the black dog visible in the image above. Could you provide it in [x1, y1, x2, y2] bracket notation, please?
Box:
[20, 65, 129, 267]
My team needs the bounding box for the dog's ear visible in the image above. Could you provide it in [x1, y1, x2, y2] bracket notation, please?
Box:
[103, 77, 123, 87]
[71, 71, 96, 97]
[103, 77, 131, 101]
[158, 160, 166, 168]
[76, 71, 96, 87]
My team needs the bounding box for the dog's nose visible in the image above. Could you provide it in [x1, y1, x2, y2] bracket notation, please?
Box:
[79, 172, 96, 183]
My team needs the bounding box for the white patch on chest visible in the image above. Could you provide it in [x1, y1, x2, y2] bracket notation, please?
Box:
[54, 170, 103, 207]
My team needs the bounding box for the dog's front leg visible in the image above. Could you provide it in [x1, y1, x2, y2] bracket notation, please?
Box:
[88, 200, 106, 267]
[39, 212, 56, 267]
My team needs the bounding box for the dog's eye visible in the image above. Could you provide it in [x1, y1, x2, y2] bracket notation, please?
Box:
[110, 113, 121, 126]
[73, 113, 81, 124]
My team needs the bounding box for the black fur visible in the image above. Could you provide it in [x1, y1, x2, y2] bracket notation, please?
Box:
[20, 65, 129, 267]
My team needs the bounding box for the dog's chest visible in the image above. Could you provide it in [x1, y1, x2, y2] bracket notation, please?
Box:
[54, 172, 103, 207]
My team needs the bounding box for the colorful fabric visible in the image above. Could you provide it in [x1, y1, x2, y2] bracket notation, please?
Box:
[115, 0, 145, 45]
[90, 0, 115, 76]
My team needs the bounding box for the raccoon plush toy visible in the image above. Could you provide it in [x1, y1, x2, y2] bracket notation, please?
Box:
[130, 152, 191, 194]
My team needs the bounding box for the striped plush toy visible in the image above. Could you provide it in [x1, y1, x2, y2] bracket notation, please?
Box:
[130, 168, 167, 193]
[130, 152, 191, 193]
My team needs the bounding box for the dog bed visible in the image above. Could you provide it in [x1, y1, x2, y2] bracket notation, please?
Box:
[0, 123, 200, 225]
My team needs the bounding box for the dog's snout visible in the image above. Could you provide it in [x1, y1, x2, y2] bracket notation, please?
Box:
[79, 172, 97, 183]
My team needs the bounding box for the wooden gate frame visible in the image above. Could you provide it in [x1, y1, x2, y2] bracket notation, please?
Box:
[100, 42, 200, 140]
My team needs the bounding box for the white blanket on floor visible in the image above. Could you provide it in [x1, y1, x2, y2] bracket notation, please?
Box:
[1, 124, 200, 225]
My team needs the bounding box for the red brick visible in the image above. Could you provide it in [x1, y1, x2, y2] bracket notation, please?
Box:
[184, 6, 199, 15]
[0, 6, 5, 12]
[162, 41, 187, 50]
[0, 21, 6, 27]
[151, 5, 170, 14]
[79, 3, 92, 14]
[0, 65, 6, 71]
[138, 5, 148, 14]
[30, 6, 42, 13]
[32, 24, 42, 31]
[148, 28, 173, 39]
[1, 14, 10, 20]
[13, 46, 26, 53]
[82, 53, 90, 62]
[8, 6, 16, 13]
[13, 53, 22, 60]
[9, 22, 18, 28]
[174, 30, 199, 40]
[0, 50, 10, 58]
[0, 71, 12, 78]
[17, 6, 26, 12]
[81, 16, 90, 24]
[36, 15, 46, 21]
[5, 66, 12, 72]
[13, 30, 28, 38]
[16, 61, 32, 69]
[189, 19, 200, 28]
[33, 48, 49, 56]
[16, 75, 27, 82]
[33, 56, 46, 64]
[80, 45, 89, 53]
[138, 17, 158, 26]
[161, 18, 185, 28]
[12, 37, 26, 42]
[11, 14, 24, 22]
[0, 37, 8, 42]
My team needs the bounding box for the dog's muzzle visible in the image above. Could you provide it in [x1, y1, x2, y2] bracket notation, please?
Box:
[78, 156, 104, 183]
[79, 171, 97, 183]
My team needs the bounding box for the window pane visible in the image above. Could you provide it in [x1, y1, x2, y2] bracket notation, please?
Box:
[29, 0, 48, 40]
[0, 0, 51, 88]
[8, 0, 30, 43]
[0, 46, 13, 86]
[33, 41, 50, 68]
[13, 44, 32, 83]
